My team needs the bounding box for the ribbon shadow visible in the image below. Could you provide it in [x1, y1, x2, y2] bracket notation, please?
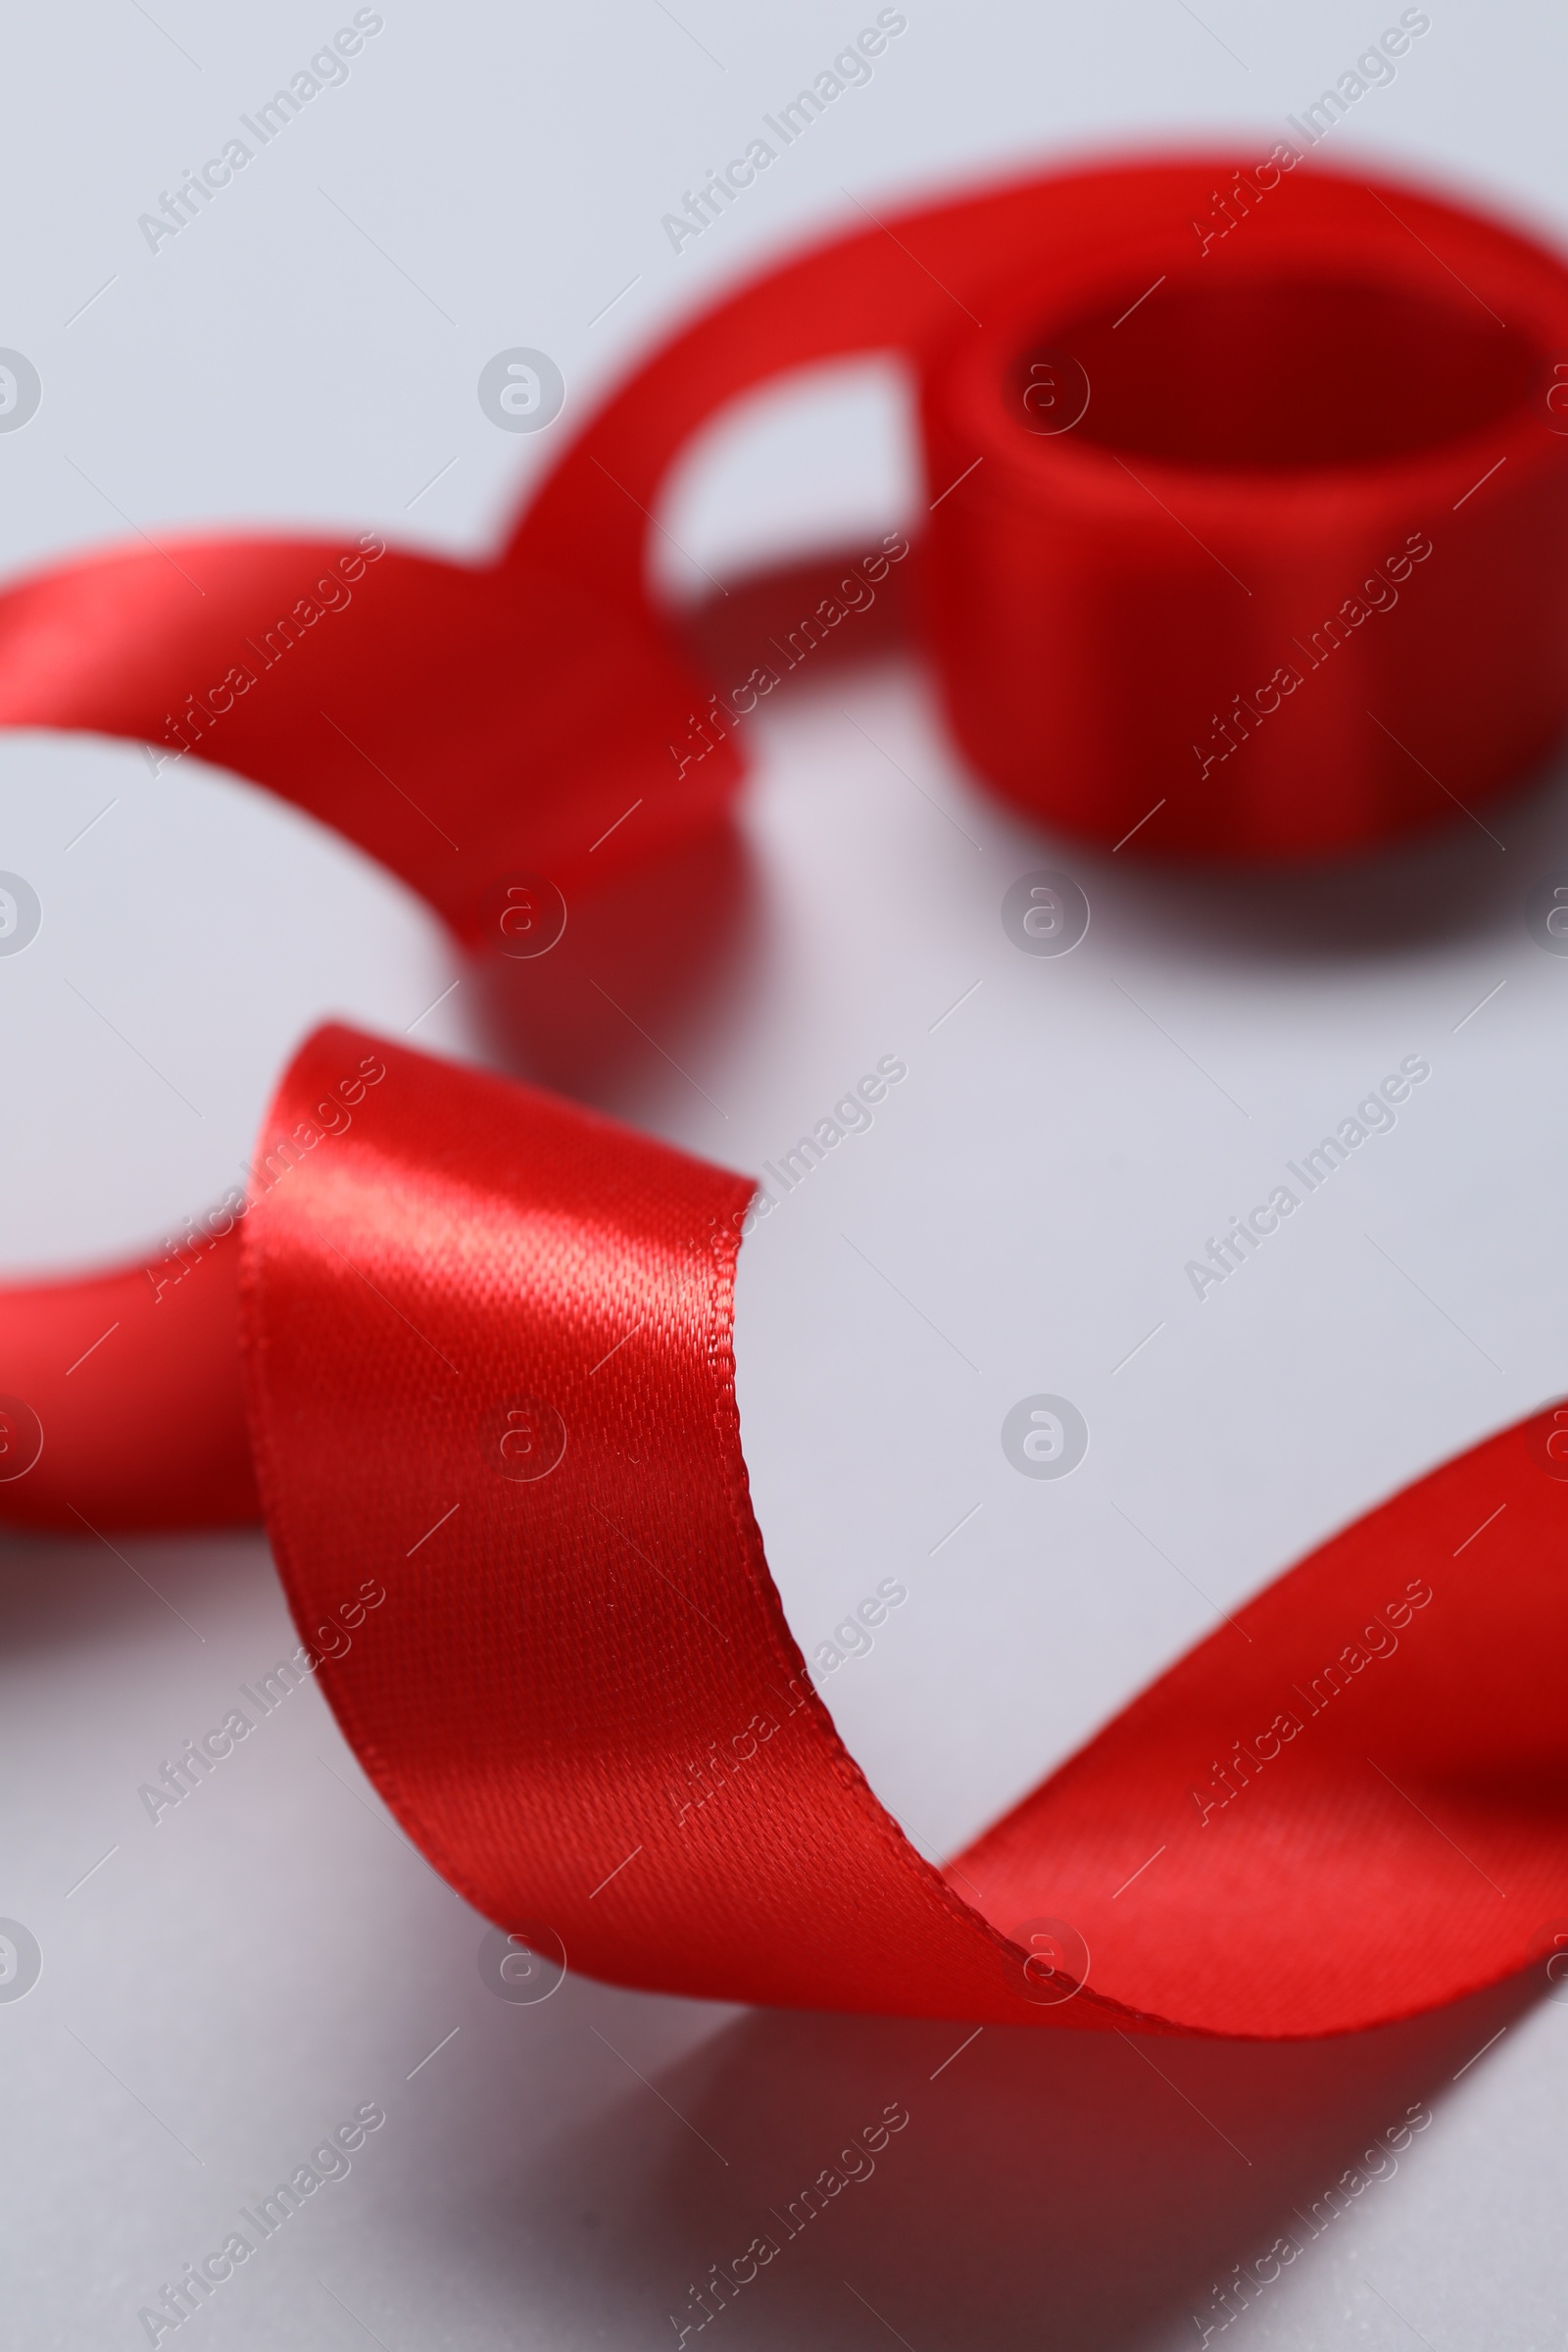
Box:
[466, 1967, 1542, 2349]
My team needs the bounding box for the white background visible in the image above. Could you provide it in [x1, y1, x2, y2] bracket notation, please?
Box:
[2, 2, 1567, 2345]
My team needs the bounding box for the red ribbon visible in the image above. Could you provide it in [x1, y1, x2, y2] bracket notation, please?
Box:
[5, 153, 1568, 2035]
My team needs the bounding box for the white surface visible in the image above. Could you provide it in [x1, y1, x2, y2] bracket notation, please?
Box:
[2, 2, 1567, 2346]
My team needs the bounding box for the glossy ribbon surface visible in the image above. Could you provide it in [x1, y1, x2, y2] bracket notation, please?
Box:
[4, 154, 1568, 2035]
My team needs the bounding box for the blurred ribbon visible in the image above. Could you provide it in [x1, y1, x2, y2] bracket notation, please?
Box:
[3, 154, 1568, 2035]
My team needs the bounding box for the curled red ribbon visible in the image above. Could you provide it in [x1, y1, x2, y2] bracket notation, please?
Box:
[5, 153, 1568, 2036]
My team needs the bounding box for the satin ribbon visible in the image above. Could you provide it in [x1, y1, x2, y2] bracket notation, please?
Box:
[4, 153, 1568, 2036]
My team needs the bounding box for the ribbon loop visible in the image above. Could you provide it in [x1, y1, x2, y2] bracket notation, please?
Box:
[239, 1025, 1568, 2035]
